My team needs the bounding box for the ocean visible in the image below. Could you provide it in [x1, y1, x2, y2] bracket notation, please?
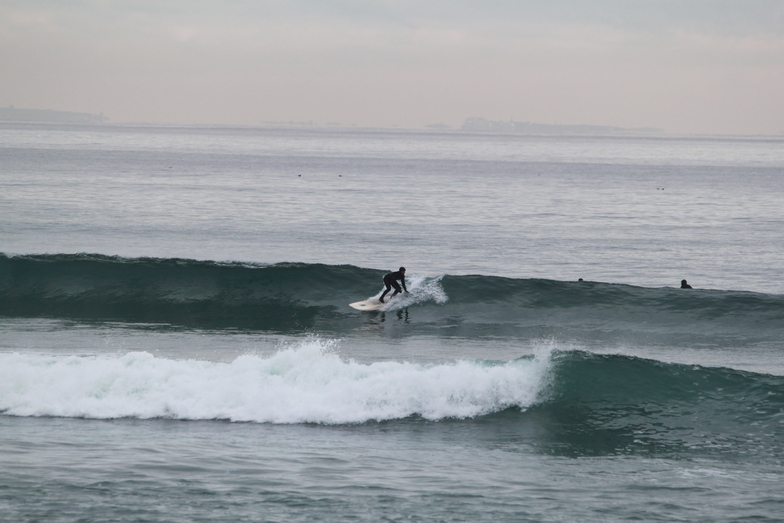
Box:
[1, 122, 783, 522]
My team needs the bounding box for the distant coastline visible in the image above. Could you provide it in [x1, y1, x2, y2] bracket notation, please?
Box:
[260, 117, 663, 135]
[0, 106, 107, 124]
[460, 117, 661, 135]
[0, 108, 664, 134]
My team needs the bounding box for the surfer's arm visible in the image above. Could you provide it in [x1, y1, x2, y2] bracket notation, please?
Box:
[401, 277, 408, 292]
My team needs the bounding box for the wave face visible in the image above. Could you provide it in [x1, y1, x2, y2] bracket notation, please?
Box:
[1, 344, 781, 460]
[535, 350, 784, 460]
[2, 254, 783, 344]
[0, 253, 380, 330]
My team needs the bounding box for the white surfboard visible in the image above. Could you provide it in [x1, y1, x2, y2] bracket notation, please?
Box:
[349, 295, 395, 311]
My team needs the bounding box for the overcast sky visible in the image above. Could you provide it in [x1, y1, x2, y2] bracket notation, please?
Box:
[2, 0, 782, 134]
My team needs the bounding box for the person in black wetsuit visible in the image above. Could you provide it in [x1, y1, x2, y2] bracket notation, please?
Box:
[681, 279, 693, 289]
[380, 267, 408, 303]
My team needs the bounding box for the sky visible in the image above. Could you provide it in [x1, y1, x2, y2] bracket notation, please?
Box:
[1, 0, 783, 134]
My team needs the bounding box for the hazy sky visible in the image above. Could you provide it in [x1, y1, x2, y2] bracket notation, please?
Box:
[2, 0, 783, 134]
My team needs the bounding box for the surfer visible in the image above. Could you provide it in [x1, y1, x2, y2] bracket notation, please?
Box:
[681, 279, 693, 289]
[380, 267, 408, 303]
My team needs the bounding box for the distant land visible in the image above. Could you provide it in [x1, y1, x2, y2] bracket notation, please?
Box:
[258, 118, 661, 134]
[0, 108, 662, 134]
[0, 106, 107, 124]
[460, 117, 661, 135]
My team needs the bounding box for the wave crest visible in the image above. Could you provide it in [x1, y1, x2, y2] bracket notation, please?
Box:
[0, 339, 549, 424]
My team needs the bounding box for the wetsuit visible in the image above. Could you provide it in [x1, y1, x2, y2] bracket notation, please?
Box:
[380, 270, 407, 303]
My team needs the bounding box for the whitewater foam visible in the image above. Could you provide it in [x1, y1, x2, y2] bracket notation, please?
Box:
[0, 339, 550, 424]
[372, 274, 448, 310]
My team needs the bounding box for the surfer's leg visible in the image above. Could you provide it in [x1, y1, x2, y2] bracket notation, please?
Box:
[390, 282, 402, 298]
[380, 283, 392, 302]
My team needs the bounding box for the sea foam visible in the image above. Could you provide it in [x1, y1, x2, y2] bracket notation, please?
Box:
[372, 274, 449, 310]
[0, 339, 549, 424]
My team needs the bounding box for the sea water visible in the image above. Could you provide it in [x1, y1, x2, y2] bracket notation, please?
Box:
[1, 123, 783, 522]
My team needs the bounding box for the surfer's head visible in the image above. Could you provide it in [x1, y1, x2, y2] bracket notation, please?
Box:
[399, 267, 406, 273]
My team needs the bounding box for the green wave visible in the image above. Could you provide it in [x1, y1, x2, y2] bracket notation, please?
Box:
[491, 351, 784, 460]
[2, 254, 783, 340]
